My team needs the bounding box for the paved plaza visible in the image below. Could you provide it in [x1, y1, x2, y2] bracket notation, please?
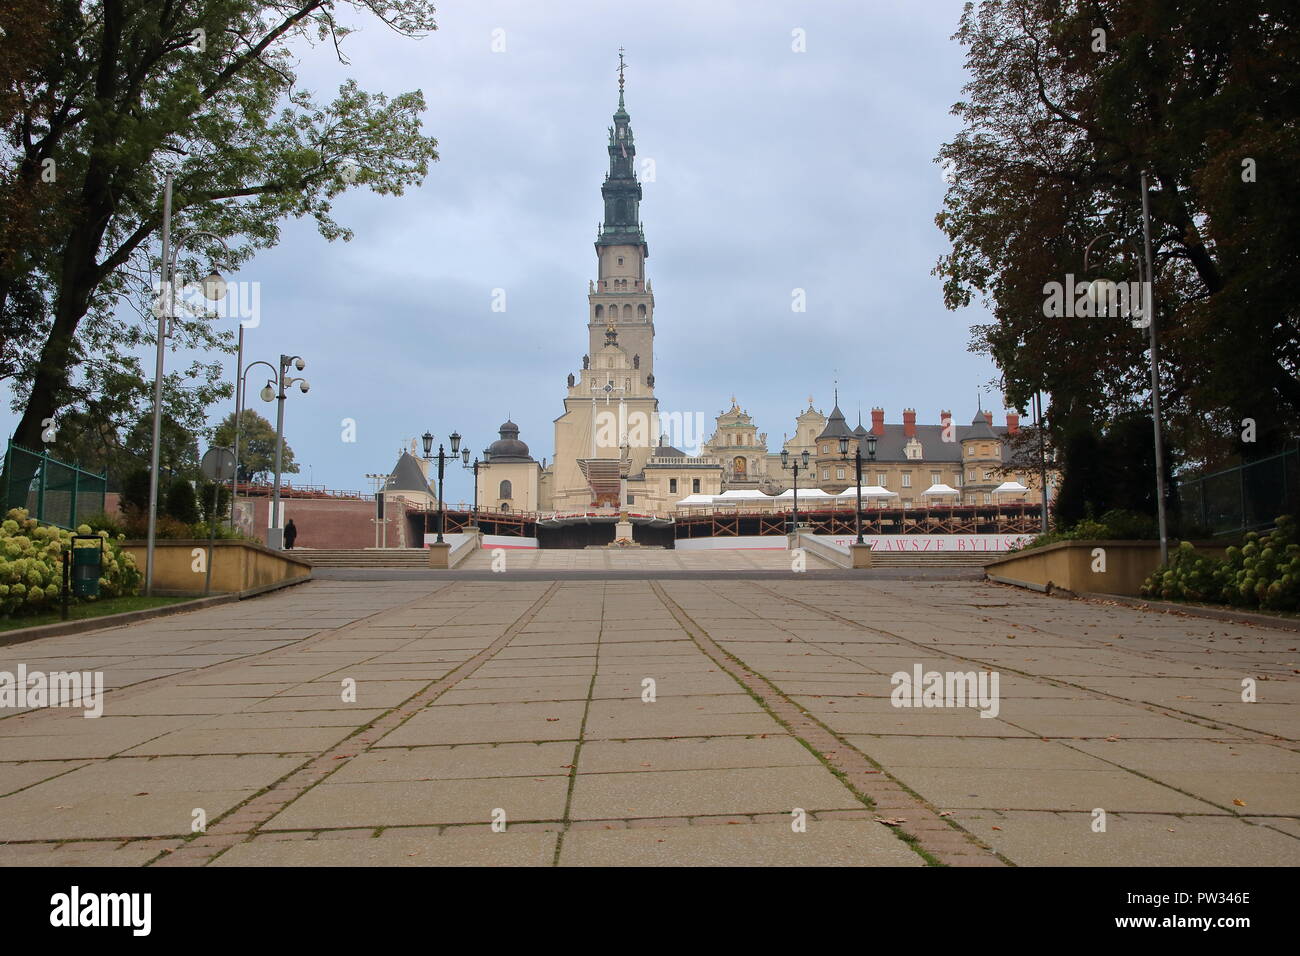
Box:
[1, 560, 1297, 866]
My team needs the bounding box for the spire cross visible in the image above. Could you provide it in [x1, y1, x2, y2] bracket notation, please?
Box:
[618, 49, 626, 93]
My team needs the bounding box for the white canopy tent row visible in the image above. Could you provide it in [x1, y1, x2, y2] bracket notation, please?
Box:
[771, 487, 839, 501]
[837, 485, 899, 501]
[921, 483, 962, 502]
[993, 480, 1029, 500]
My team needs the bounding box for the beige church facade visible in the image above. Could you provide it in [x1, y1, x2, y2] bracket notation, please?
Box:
[475, 75, 1050, 517]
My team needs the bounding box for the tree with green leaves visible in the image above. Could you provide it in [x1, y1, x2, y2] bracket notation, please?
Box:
[936, 0, 1300, 477]
[213, 408, 296, 482]
[0, 0, 439, 470]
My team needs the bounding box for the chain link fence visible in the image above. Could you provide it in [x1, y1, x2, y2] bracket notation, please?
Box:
[1, 442, 107, 529]
[1176, 445, 1299, 537]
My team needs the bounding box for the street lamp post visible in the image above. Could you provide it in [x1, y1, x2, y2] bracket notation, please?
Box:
[422, 430, 462, 544]
[781, 448, 811, 537]
[259, 354, 309, 548]
[1083, 172, 1170, 565]
[145, 171, 232, 594]
[839, 434, 877, 543]
[461, 448, 480, 523]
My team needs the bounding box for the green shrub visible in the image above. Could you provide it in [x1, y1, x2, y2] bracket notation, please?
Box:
[0, 508, 141, 617]
[1140, 516, 1298, 612]
[1011, 509, 1159, 553]
[163, 480, 200, 525]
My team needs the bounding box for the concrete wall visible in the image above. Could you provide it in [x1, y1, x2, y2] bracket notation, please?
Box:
[122, 540, 312, 595]
[984, 540, 1230, 596]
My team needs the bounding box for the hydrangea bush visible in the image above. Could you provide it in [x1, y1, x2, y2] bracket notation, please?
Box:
[1140, 515, 1299, 612]
[0, 508, 141, 617]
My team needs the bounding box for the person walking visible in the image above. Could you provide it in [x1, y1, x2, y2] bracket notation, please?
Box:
[284, 518, 298, 549]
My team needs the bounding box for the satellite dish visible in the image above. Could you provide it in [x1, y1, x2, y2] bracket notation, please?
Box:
[200, 446, 237, 482]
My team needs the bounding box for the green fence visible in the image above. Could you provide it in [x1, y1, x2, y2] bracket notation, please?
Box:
[1, 442, 107, 529]
[1175, 445, 1299, 537]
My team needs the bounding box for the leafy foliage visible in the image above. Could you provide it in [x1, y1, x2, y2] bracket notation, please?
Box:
[936, 0, 1300, 474]
[1, 0, 440, 462]
[1141, 516, 1300, 611]
[213, 408, 296, 482]
[0, 509, 140, 617]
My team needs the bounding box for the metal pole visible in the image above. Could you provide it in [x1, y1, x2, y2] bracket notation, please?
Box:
[1036, 391, 1049, 533]
[205, 480, 218, 595]
[145, 172, 173, 595]
[436, 447, 446, 544]
[793, 465, 799, 534]
[269, 357, 286, 548]
[1141, 171, 1169, 565]
[230, 324, 244, 530]
[855, 450, 863, 544]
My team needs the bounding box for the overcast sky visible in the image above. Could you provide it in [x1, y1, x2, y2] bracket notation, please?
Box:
[15, 0, 1011, 505]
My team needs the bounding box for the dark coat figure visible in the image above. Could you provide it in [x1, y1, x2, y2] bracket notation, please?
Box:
[284, 519, 297, 549]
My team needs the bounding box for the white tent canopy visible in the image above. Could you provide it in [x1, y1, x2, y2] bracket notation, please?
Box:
[673, 494, 714, 508]
[838, 485, 898, 499]
[773, 487, 838, 500]
[921, 483, 962, 497]
[713, 489, 772, 501]
[993, 480, 1029, 495]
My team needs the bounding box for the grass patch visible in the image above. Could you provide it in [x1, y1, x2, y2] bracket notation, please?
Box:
[0, 595, 189, 632]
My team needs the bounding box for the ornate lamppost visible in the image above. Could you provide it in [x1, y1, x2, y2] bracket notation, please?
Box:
[781, 448, 811, 536]
[422, 430, 462, 543]
[259, 354, 309, 548]
[838, 433, 877, 543]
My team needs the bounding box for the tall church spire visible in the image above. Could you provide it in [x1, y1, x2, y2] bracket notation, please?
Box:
[599, 50, 644, 250]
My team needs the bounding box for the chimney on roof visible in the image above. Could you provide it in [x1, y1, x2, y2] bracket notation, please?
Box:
[1006, 411, 1019, 434]
[940, 410, 952, 429]
[983, 411, 994, 426]
[871, 407, 885, 436]
[903, 408, 917, 438]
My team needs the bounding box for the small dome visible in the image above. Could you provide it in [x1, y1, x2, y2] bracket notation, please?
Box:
[486, 420, 533, 462]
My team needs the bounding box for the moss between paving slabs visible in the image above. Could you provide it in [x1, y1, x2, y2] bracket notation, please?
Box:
[0, 595, 188, 632]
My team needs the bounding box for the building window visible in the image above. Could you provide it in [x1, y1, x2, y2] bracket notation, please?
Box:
[901, 473, 912, 488]
[692, 479, 700, 493]
[669, 478, 678, 493]
[967, 469, 976, 482]
[627, 494, 635, 504]
[983, 493, 992, 504]
[930, 472, 940, 485]
[617, 256, 624, 265]
[877, 472, 887, 486]
[984, 470, 994, 481]
[836, 467, 845, 480]
[821, 468, 830, 481]
[499, 479, 512, 499]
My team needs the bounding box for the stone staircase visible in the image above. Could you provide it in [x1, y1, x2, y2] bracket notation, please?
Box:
[867, 550, 1006, 568]
[295, 549, 429, 568]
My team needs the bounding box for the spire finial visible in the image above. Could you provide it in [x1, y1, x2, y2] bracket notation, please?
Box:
[617, 48, 627, 108]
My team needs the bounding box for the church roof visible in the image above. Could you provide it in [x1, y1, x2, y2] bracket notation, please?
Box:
[385, 452, 433, 495]
[486, 420, 534, 463]
[816, 403, 855, 442]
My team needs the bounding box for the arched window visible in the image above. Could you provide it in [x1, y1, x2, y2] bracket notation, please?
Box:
[637, 304, 646, 319]
[623, 304, 632, 319]
[595, 305, 604, 320]
[499, 479, 512, 500]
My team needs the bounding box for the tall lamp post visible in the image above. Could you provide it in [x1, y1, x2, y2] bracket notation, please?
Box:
[422, 430, 462, 544]
[781, 448, 811, 536]
[838, 433, 877, 543]
[259, 354, 309, 549]
[461, 448, 480, 523]
[1083, 172, 1169, 565]
[146, 171, 232, 595]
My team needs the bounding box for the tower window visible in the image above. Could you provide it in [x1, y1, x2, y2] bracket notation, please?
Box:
[669, 478, 678, 493]
[499, 480, 512, 500]
[617, 257, 624, 265]
[692, 479, 700, 493]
